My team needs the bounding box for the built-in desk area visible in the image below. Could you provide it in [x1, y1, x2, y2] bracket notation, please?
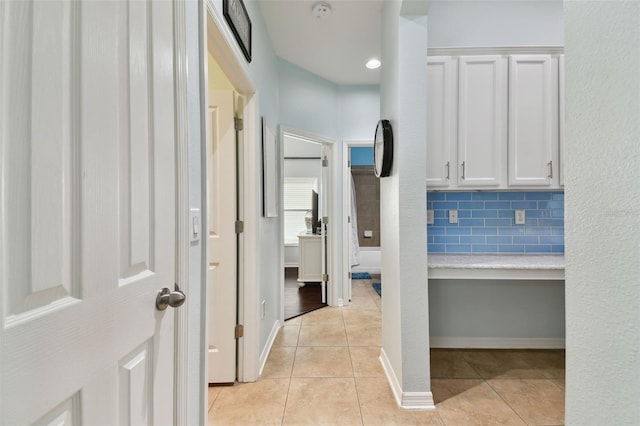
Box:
[428, 254, 565, 280]
[427, 254, 566, 349]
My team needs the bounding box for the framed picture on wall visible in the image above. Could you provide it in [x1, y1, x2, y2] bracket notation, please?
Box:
[262, 118, 278, 217]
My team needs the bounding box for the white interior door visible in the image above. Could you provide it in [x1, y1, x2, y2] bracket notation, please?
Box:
[207, 90, 237, 383]
[1, 1, 178, 424]
[319, 146, 331, 304]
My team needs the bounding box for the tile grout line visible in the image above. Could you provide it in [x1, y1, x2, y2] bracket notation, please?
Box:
[343, 304, 366, 426]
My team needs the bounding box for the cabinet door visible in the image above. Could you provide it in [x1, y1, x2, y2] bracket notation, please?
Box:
[508, 55, 559, 186]
[427, 57, 457, 188]
[458, 56, 507, 187]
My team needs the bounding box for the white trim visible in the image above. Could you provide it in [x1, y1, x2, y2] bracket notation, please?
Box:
[258, 320, 282, 377]
[342, 140, 374, 304]
[430, 337, 566, 349]
[173, 0, 190, 423]
[205, 0, 254, 94]
[428, 46, 565, 57]
[380, 348, 436, 410]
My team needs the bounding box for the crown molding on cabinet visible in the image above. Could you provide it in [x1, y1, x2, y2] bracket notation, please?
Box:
[428, 46, 564, 56]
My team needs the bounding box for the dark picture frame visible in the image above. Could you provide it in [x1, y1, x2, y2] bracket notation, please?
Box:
[223, 0, 252, 63]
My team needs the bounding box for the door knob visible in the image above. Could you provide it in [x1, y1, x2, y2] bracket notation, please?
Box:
[156, 283, 186, 311]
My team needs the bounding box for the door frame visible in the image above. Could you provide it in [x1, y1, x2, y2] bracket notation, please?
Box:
[341, 139, 374, 304]
[279, 126, 338, 321]
[202, 0, 260, 394]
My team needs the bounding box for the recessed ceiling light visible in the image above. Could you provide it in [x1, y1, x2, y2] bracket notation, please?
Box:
[366, 58, 381, 69]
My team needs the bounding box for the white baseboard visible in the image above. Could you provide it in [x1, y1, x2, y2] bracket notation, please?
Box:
[430, 337, 565, 349]
[379, 348, 436, 410]
[258, 320, 281, 376]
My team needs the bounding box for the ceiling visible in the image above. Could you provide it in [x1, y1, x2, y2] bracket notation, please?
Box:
[257, 0, 383, 86]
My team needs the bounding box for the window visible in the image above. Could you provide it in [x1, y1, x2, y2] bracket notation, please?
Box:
[283, 177, 318, 245]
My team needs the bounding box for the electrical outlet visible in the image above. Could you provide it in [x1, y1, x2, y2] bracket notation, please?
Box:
[449, 210, 458, 224]
[515, 209, 526, 225]
[427, 209, 435, 225]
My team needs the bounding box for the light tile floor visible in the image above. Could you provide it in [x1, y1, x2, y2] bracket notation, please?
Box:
[208, 278, 565, 425]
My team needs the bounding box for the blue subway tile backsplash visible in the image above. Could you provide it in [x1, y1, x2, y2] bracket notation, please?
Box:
[427, 191, 564, 254]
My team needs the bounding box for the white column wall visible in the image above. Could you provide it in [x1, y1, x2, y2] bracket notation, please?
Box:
[564, 2, 640, 424]
[380, 1, 431, 401]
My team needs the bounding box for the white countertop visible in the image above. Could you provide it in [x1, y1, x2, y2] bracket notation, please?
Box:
[427, 254, 565, 280]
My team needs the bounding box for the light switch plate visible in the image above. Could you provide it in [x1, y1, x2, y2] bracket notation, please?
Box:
[449, 210, 458, 224]
[427, 209, 435, 225]
[190, 208, 201, 242]
[515, 209, 526, 225]
[363, 230, 373, 238]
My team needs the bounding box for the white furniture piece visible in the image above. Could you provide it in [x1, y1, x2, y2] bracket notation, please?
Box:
[297, 232, 323, 285]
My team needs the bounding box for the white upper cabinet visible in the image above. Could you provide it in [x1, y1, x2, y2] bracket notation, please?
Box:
[457, 56, 508, 187]
[508, 55, 559, 186]
[427, 57, 457, 188]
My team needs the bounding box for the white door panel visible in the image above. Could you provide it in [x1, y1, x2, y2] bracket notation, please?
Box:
[207, 90, 237, 383]
[1, 1, 176, 424]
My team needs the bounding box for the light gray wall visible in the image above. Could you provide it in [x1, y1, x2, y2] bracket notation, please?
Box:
[339, 85, 380, 141]
[427, 0, 563, 47]
[380, 2, 431, 395]
[429, 280, 565, 340]
[564, 2, 640, 424]
[278, 59, 340, 139]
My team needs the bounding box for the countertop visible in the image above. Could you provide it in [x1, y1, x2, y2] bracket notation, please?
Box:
[427, 254, 565, 280]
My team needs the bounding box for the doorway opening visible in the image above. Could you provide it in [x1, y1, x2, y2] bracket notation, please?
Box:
[204, 6, 261, 388]
[342, 140, 380, 303]
[280, 128, 336, 322]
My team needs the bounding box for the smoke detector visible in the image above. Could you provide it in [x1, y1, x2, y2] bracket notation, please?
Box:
[312, 2, 332, 19]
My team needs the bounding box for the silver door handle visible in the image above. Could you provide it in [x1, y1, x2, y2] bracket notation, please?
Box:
[156, 283, 186, 310]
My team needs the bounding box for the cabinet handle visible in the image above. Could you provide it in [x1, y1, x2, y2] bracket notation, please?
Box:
[445, 161, 450, 180]
[547, 160, 553, 179]
[461, 161, 466, 180]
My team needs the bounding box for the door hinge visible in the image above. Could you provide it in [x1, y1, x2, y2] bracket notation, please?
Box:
[322, 157, 328, 167]
[322, 273, 329, 282]
[348, 215, 351, 223]
[235, 324, 244, 339]
[234, 117, 243, 131]
[348, 272, 352, 279]
[235, 220, 244, 234]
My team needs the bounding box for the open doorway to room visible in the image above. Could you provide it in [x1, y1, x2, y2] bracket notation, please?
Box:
[342, 140, 381, 303]
[204, 8, 261, 388]
[281, 129, 335, 320]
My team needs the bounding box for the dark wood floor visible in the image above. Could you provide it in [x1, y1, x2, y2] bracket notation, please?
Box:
[284, 267, 326, 320]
